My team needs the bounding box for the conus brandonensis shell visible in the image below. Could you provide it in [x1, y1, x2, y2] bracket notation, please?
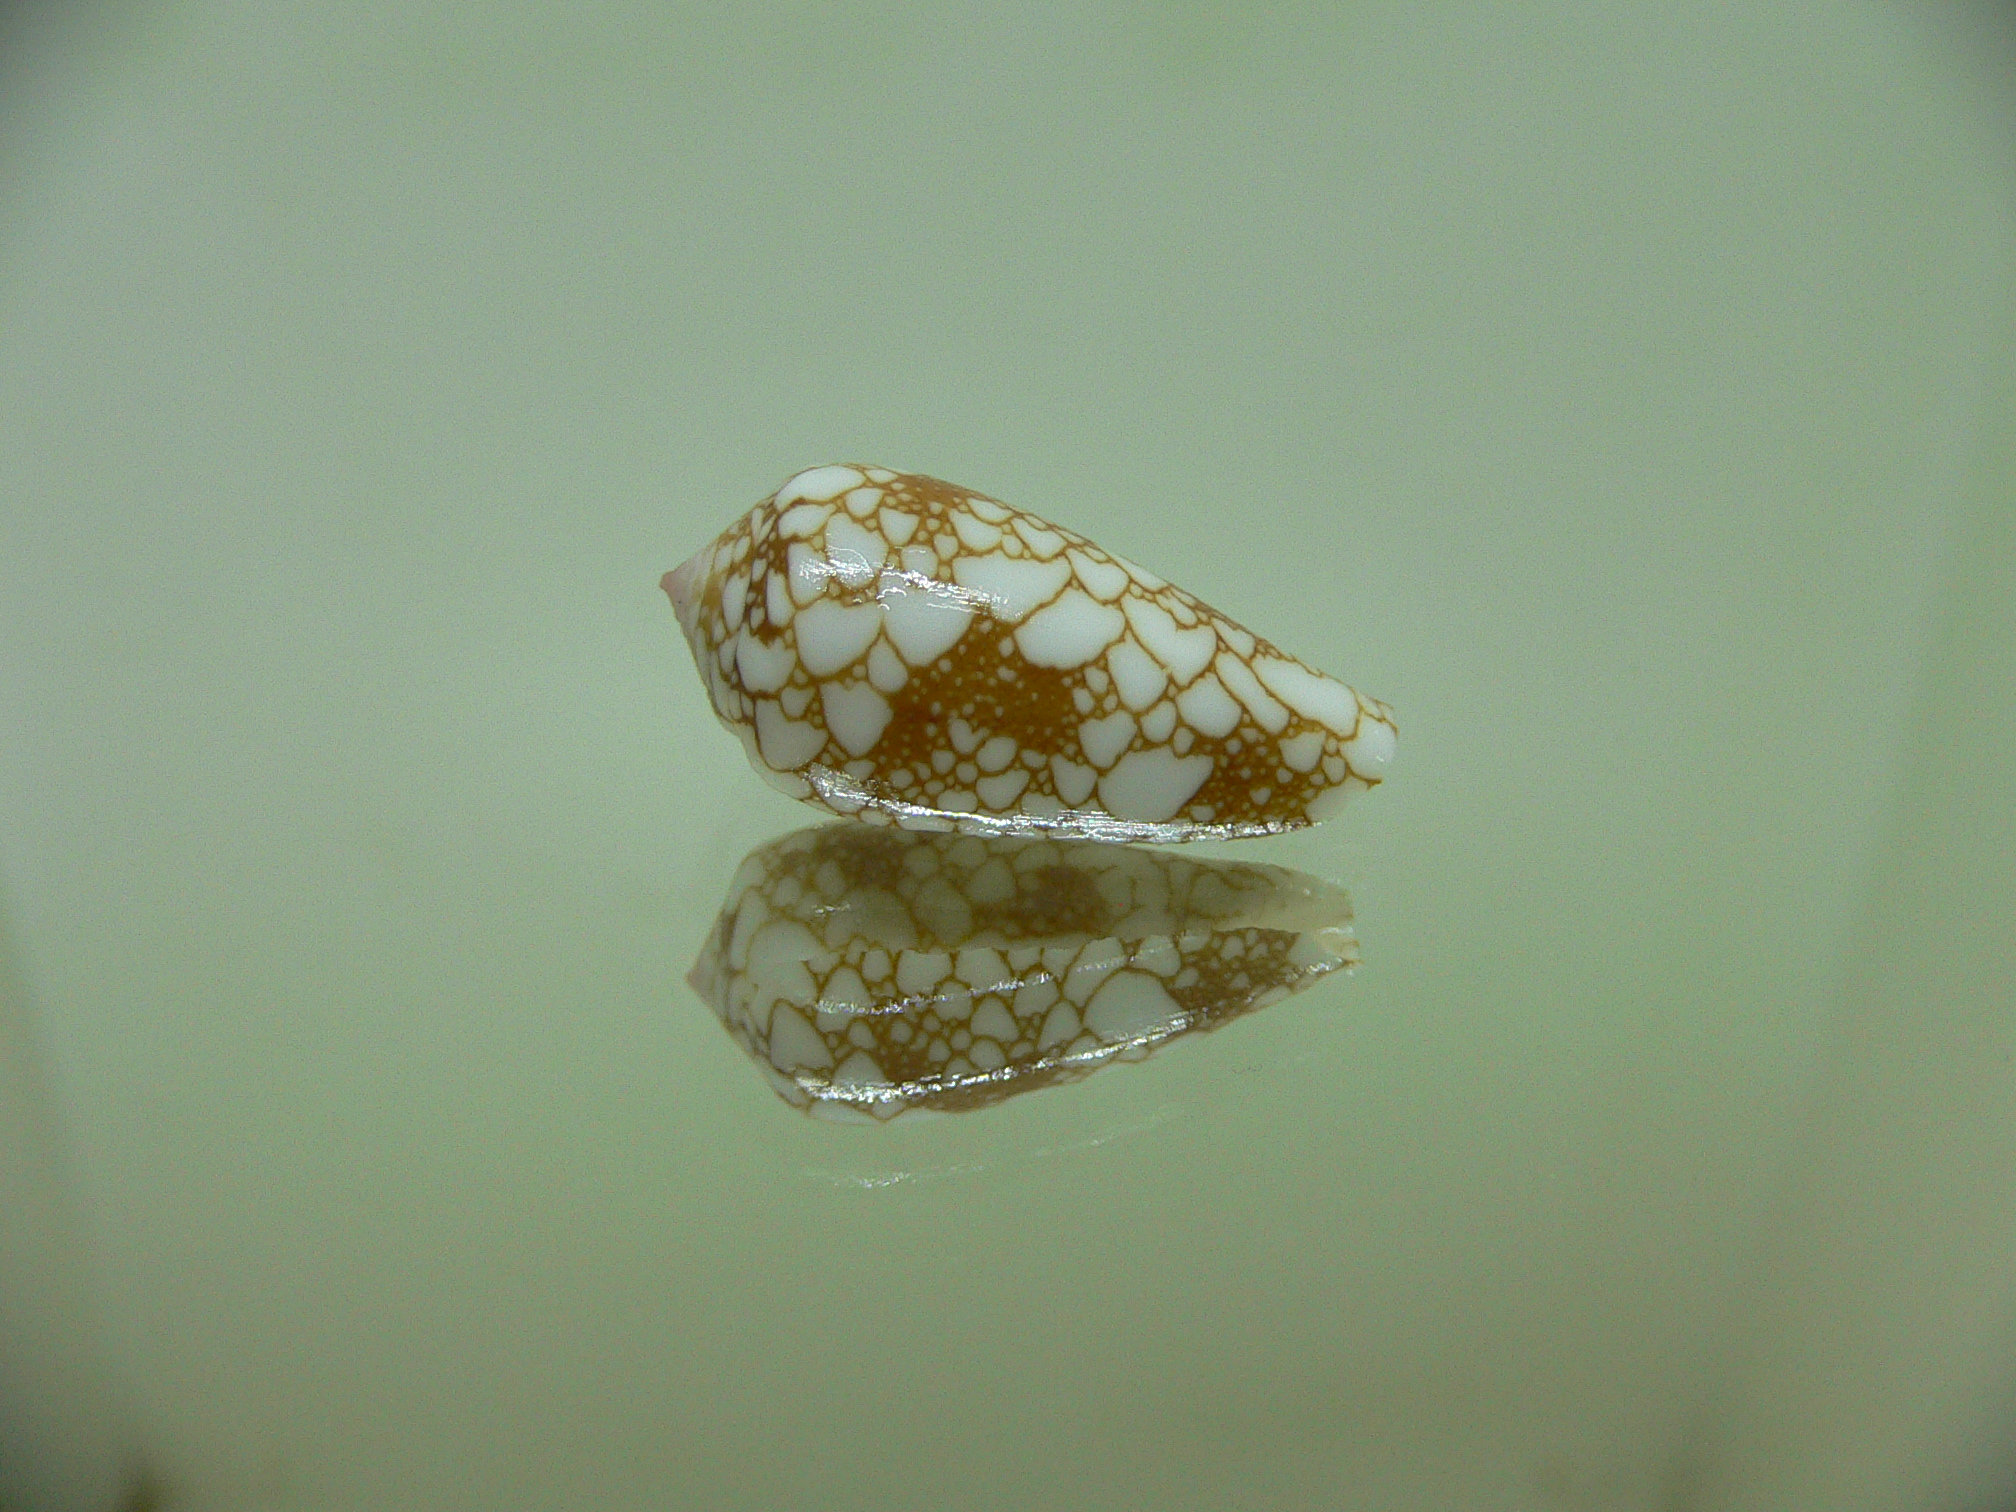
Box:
[663, 466, 1396, 842]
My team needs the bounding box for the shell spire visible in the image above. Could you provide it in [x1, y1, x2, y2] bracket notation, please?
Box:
[663, 466, 1396, 842]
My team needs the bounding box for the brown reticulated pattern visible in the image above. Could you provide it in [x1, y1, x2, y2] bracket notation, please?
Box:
[663, 466, 1398, 842]
[689, 823, 1360, 1120]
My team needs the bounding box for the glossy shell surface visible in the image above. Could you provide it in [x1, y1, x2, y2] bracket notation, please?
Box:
[664, 466, 1396, 841]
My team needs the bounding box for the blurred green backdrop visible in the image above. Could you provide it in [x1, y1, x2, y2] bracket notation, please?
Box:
[1, 4, 2012, 1509]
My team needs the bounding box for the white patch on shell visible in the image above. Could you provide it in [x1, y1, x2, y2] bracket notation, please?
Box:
[735, 634, 796, 694]
[775, 466, 864, 507]
[1254, 658, 1360, 735]
[1124, 598, 1216, 684]
[1015, 590, 1126, 669]
[766, 1004, 834, 1070]
[1175, 675, 1241, 738]
[821, 515, 889, 588]
[787, 542, 829, 606]
[1037, 1001, 1081, 1048]
[1069, 550, 1131, 601]
[975, 768, 1030, 809]
[1013, 518, 1066, 558]
[754, 700, 827, 770]
[1279, 729, 1326, 772]
[1342, 716, 1397, 775]
[1213, 651, 1289, 733]
[866, 640, 909, 693]
[794, 601, 884, 677]
[1076, 711, 1136, 769]
[766, 571, 794, 628]
[877, 577, 974, 666]
[1083, 969, 1182, 1043]
[1049, 756, 1097, 805]
[951, 555, 1072, 624]
[777, 503, 830, 540]
[1105, 638, 1168, 712]
[1307, 782, 1356, 820]
[1097, 748, 1213, 823]
[821, 681, 893, 757]
[952, 513, 1003, 551]
[720, 573, 748, 627]
[829, 1049, 890, 1092]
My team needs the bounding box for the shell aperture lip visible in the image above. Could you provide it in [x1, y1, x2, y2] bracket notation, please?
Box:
[664, 465, 1397, 841]
[689, 823, 1360, 1120]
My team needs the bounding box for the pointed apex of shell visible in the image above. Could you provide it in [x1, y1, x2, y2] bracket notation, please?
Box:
[659, 560, 693, 610]
[660, 548, 708, 637]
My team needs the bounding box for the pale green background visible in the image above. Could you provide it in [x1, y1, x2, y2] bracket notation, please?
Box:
[2, 4, 2013, 1510]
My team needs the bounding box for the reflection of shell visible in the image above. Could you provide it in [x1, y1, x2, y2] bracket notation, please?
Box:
[664, 466, 1396, 841]
[688, 823, 1359, 1121]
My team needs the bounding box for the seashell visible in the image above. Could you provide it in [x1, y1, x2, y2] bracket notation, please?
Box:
[663, 465, 1396, 841]
[688, 822, 1359, 1120]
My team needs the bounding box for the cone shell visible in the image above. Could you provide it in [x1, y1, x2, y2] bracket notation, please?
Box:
[663, 466, 1396, 842]
[689, 823, 1358, 1120]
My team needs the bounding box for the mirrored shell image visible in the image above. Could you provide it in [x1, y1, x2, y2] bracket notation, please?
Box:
[663, 466, 1396, 842]
[688, 823, 1359, 1120]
